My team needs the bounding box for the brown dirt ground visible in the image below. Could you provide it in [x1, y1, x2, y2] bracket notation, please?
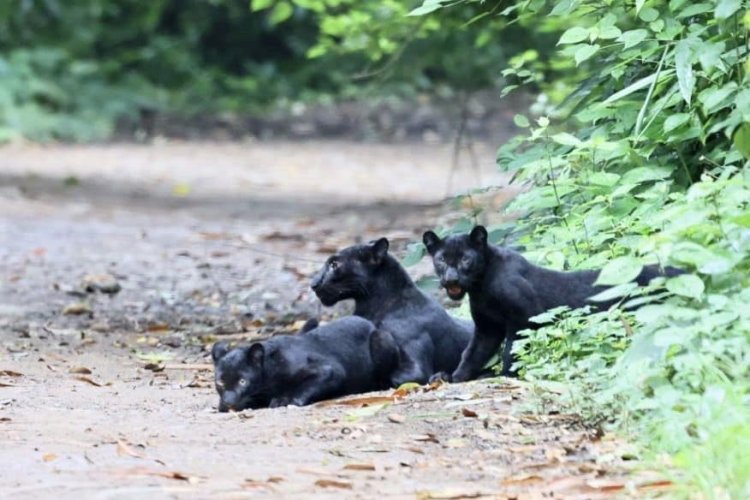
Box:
[0, 141, 663, 498]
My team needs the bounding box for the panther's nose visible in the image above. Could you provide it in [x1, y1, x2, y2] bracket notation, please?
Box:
[311, 272, 323, 291]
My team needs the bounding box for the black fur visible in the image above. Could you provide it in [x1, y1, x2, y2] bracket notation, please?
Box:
[211, 316, 398, 411]
[311, 238, 473, 386]
[423, 225, 683, 382]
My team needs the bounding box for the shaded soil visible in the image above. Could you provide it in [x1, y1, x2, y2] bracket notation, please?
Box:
[0, 141, 657, 498]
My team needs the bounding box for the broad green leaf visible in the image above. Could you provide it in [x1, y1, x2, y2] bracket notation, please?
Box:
[734, 123, 750, 159]
[664, 113, 690, 133]
[735, 90, 750, 121]
[698, 41, 725, 71]
[618, 29, 648, 49]
[675, 39, 695, 105]
[638, 7, 659, 22]
[715, 0, 741, 19]
[513, 114, 530, 128]
[401, 244, 425, 267]
[588, 172, 620, 186]
[699, 82, 737, 113]
[268, 1, 293, 24]
[676, 3, 713, 18]
[598, 25, 622, 39]
[666, 274, 705, 299]
[574, 44, 600, 66]
[620, 166, 673, 185]
[558, 27, 589, 45]
[588, 282, 639, 302]
[604, 70, 674, 104]
[408, 0, 444, 16]
[551, 132, 581, 146]
[595, 256, 643, 286]
[731, 211, 750, 227]
[251, 0, 274, 11]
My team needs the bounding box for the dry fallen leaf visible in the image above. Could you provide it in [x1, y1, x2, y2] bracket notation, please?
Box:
[461, 407, 478, 418]
[116, 440, 144, 459]
[501, 473, 543, 486]
[317, 395, 395, 407]
[117, 466, 200, 484]
[68, 366, 92, 375]
[42, 453, 57, 462]
[62, 302, 92, 315]
[0, 370, 23, 377]
[387, 413, 406, 424]
[416, 489, 486, 499]
[413, 434, 440, 444]
[343, 463, 376, 471]
[314, 479, 352, 490]
[74, 376, 107, 387]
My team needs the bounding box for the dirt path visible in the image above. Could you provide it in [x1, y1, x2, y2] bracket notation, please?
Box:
[1, 141, 651, 498]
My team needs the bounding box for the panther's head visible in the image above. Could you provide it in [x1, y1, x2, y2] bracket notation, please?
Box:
[211, 341, 270, 412]
[311, 238, 390, 306]
[423, 226, 489, 301]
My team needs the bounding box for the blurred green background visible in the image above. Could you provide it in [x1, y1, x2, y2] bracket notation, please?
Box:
[0, 0, 544, 142]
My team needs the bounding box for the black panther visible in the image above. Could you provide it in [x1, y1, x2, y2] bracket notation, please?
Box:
[211, 316, 398, 411]
[423, 225, 683, 382]
[311, 238, 473, 386]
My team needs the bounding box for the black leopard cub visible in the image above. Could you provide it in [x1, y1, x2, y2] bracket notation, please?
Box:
[423, 225, 683, 382]
[311, 238, 472, 386]
[211, 316, 398, 411]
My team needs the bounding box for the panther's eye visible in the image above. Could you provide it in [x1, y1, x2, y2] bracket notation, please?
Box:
[329, 259, 339, 271]
[436, 254, 445, 264]
[461, 255, 472, 266]
[238, 378, 248, 387]
[216, 380, 225, 389]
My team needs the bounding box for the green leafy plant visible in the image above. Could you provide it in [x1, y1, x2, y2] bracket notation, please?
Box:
[409, 0, 750, 493]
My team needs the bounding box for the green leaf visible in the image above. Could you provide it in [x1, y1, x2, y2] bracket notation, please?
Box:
[666, 274, 705, 299]
[715, 0, 741, 19]
[408, 0, 444, 16]
[735, 90, 750, 121]
[620, 166, 673, 185]
[588, 282, 639, 302]
[513, 114, 530, 128]
[638, 7, 659, 22]
[734, 123, 750, 159]
[268, 1, 293, 24]
[699, 82, 737, 114]
[401, 244, 425, 267]
[558, 27, 589, 45]
[664, 113, 691, 133]
[251, 0, 274, 11]
[675, 39, 696, 105]
[550, 132, 581, 146]
[595, 256, 643, 286]
[618, 29, 648, 49]
[604, 70, 674, 104]
[574, 44, 600, 66]
[589, 172, 620, 186]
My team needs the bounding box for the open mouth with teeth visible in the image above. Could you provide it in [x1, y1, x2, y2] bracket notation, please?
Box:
[444, 283, 465, 300]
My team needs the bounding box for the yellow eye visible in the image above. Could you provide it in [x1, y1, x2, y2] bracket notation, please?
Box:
[238, 378, 248, 387]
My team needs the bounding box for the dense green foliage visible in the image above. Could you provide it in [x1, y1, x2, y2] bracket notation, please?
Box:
[0, 0, 536, 141]
[406, 0, 750, 495]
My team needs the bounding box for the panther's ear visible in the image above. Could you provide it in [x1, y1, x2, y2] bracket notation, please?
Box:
[246, 343, 265, 368]
[211, 341, 231, 363]
[422, 231, 442, 256]
[369, 237, 389, 265]
[469, 226, 488, 248]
